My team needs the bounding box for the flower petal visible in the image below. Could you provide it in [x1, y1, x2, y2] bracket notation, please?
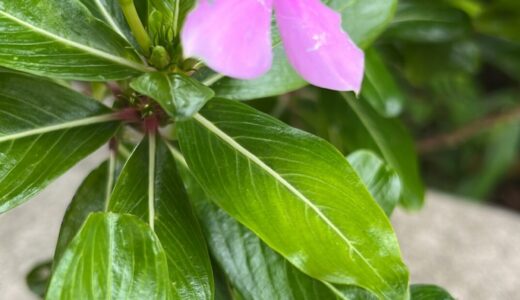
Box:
[273, 0, 365, 92]
[182, 0, 274, 79]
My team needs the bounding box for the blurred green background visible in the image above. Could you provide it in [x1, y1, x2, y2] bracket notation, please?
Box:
[251, 0, 520, 212]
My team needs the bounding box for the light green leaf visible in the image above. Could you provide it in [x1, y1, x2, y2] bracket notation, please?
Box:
[177, 99, 409, 299]
[46, 212, 172, 300]
[109, 136, 213, 300]
[410, 284, 455, 300]
[213, 0, 398, 100]
[341, 92, 425, 210]
[174, 154, 374, 300]
[362, 48, 405, 117]
[0, 71, 119, 213]
[348, 150, 402, 216]
[131, 72, 214, 120]
[0, 0, 152, 80]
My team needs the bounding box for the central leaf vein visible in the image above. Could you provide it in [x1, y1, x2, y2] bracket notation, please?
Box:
[192, 113, 390, 291]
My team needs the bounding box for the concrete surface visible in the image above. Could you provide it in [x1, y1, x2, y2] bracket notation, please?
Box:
[0, 151, 519, 299]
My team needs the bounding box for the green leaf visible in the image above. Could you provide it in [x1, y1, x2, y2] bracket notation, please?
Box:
[326, 0, 398, 48]
[190, 192, 338, 300]
[212, 46, 306, 101]
[176, 155, 381, 300]
[347, 150, 402, 216]
[0, 71, 119, 213]
[108, 136, 213, 300]
[177, 99, 409, 299]
[410, 284, 455, 300]
[341, 92, 425, 210]
[362, 48, 405, 117]
[78, 0, 137, 46]
[52, 160, 112, 265]
[173, 158, 375, 300]
[131, 72, 214, 120]
[0, 0, 151, 81]
[213, 0, 398, 100]
[385, 1, 471, 43]
[46, 212, 172, 299]
[26, 260, 53, 298]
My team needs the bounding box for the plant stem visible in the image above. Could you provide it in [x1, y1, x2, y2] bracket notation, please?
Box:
[118, 0, 151, 56]
[148, 132, 156, 230]
[418, 104, 520, 153]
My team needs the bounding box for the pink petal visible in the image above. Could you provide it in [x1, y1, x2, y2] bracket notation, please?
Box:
[273, 0, 365, 92]
[182, 0, 274, 79]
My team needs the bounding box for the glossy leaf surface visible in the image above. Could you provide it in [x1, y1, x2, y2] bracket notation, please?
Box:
[46, 212, 172, 300]
[213, 0, 397, 100]
[177, 99, 408, 299]
[0, 72, 119, 213]
[53, 161, 110, 265]
[348, 150, 402, 216]
[185, 181, 338, 300]
[131, 72, 214, 120]
[0, 0, 151, 80]
[109, 137, 213, 300]
[78, 0, 137, 45]
[176, 158, 377, 300]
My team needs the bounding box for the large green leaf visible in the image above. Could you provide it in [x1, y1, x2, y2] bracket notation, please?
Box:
[0, 0, 152, 80]
[410, 284, 455, 300]
[108, 136, 213, 299]
[173, 151, 376, 300]
[0, 71, 119, 213]
[131, 72, 214, 120]
[213, 0, 397, 100]
[46, 212, 172, 299]
[348, 150, 402, 216]
[341, 92, 425, 209]
[177, 99, 409, 299]
[53, 161, 111, 265]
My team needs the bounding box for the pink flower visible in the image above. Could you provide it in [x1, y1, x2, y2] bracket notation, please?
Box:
[181, 0, 365, 92]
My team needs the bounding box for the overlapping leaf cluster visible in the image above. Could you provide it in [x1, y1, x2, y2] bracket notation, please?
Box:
[376, 0, 520, 202]
[1, 0, 454, 299]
